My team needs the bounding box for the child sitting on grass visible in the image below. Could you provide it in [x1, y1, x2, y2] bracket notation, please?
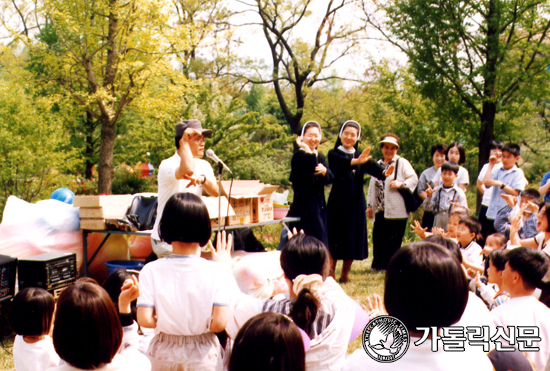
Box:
[456, 216, 483, 267]
[411, 206, 469, 243]
[474, 250, 510, 310]
[495, 189, 540, 239]
[8, 287, 59, 371]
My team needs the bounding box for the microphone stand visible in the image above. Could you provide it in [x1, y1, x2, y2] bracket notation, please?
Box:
[217, 162, 224, 236]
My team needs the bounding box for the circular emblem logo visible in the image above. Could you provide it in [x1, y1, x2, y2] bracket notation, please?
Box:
[362, 315, 410, 363]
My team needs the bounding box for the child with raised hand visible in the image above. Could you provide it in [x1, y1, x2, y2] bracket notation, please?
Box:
[343, 242, 493, 370]
[425, 161, 468, 230]
[224, 233, 366, 371]
[8, 287, 60, 371]
[474, 251, 510, 310]
[433, 141, 470, 191]
[51, 279, 150, 371]
[495, 189, 540, 239]
[483, 143, 526, 229]
[411, 206, 468, 242]
[137, 192, 233, 371]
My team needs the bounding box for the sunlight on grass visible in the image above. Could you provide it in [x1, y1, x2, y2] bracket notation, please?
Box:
[0, 336, 14, 371]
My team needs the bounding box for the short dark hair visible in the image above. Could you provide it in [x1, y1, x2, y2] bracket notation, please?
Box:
[441, 161, 459, 174]
[229, 312, 305, 371]
[175, 134, 183, 150]
[505, 248, 549, 290]
[447, 141, 466, 165]
[8, 287, 54, 336]
[102, 268, 138, 320]
[159, 193, 212, 247]
[280, 234, 329, 336]
[431, 143, 448, 157]
[489, 140, 504, 150]
[424, 235, 462, 263]
[53, 281, 122, 369]
[384, 242, 468, 330]
[487, 233, 507, 248]
[459, 216, 481, 236]
[502, 143, 521, 157]
[521, 188, 541, 202]
[280, 234, 329, 281]
[489, 250, 507, 271]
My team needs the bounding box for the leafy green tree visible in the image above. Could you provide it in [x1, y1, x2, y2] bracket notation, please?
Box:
[362, 0, 550, 178]
[0, 55, 77, 210]
[6, 0, 193, 193]
[237, 0, 366, 135]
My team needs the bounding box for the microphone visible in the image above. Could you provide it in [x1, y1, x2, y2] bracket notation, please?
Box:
[206, 149, 232, 174]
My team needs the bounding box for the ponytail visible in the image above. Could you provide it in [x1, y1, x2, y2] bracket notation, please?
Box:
[289, 288, 319, 337]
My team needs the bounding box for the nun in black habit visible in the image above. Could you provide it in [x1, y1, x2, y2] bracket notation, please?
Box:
[327, 120, 393, 283]
[287, 121, 333, 248]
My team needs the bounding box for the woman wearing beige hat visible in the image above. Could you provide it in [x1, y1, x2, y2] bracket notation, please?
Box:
[367, 133, 418, 270]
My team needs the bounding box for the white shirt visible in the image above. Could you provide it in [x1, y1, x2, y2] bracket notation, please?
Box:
[460, 241, 483, 267]
[478, 162, 503, 206]
[14, 335, 60, 371]
[454, 292, 497, 347]
[137, 256, 230, 336]
[434, 166, 469, 186]
[227, 277, 357, 371]
[342, 337, 493, 371]
[49, 352, 150, 371]
[152, 153, 215, 240]
[491, 295, 550, 371]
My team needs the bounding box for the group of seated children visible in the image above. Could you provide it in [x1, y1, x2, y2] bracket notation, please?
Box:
[412, 183, 550, 370]
[8, 193, 373, 371]
[9, 188, 550, 371]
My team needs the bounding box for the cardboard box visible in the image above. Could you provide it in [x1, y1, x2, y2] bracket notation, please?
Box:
[202, 196, 235, 228]
[79, 206, 130, 219]
[253, 187, 277, 222]
[80, 219, 107, 230]
[73, 195, 134, 208]
[221, 181, 278, 225]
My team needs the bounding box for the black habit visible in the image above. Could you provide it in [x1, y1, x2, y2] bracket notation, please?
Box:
[327, 148, 385, 260]
[288, 150, 333, 247]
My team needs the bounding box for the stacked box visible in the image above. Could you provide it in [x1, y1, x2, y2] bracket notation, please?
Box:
[202, 196, 235, 228]
[74, 195, 134, 230]
[221, 181, 279, 225]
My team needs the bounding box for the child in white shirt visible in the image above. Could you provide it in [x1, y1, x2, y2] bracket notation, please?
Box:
[8, 287, 60, 371]
[456, 216, 484, 267]
[137, 192, 232, 371]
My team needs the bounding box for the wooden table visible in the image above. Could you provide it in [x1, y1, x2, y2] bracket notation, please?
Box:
[81, 217, 299, 276]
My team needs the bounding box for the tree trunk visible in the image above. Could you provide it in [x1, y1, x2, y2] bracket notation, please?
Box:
[97, 117, 115, 194]
[85, 111, 95, 180]
[97, 0, 119, 194]
[477, 0, 499, 212]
